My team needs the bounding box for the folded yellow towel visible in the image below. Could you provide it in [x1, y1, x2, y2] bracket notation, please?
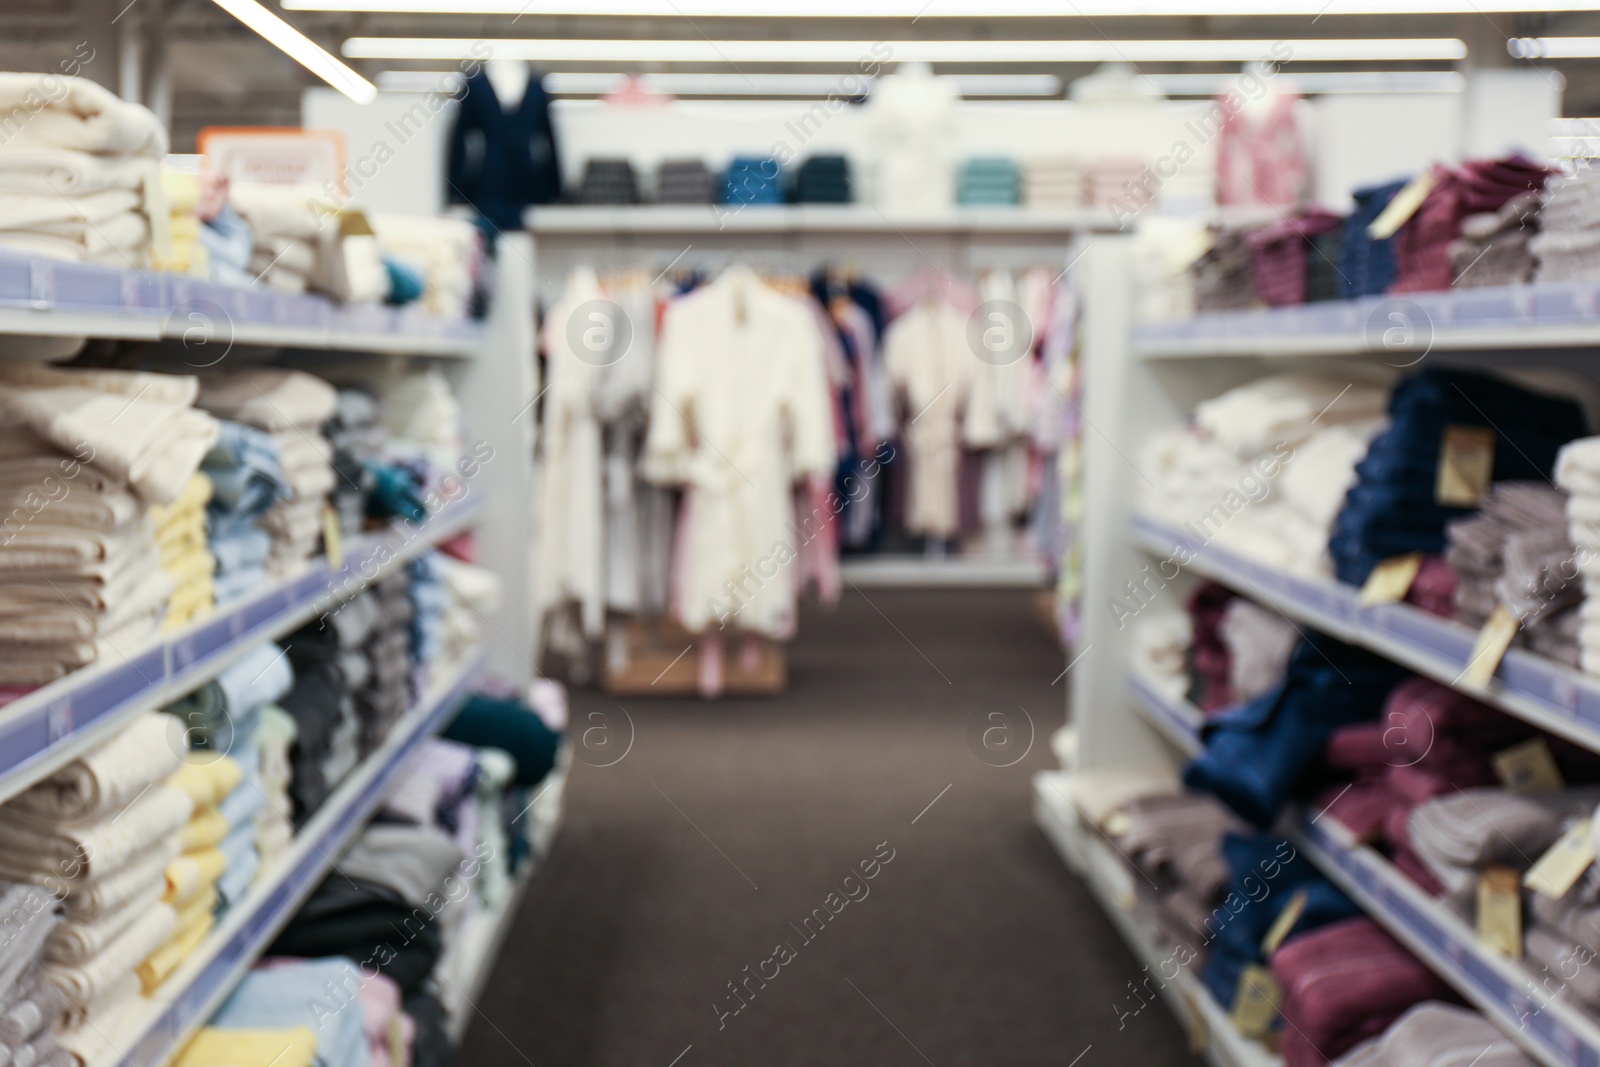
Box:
[165, 847, 226, 906]
[180, 807, 228, 852]
[168, 757, 243, 810]
[137, 885, 215, 993]
[150, 473, 213, 529]
[174, 1029, 316, 1067]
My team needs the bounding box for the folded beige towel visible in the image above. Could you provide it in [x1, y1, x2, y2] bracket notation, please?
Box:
[0, 784, 191, 883]
[0, 189, 140, 230]
[61, 843, 176, 922]
[0, 212, 151, 264]
[0, 518, 153, 574]
[0, 365, 199, 408]
[0, 74, 167, 157]
[0, 384, 217, 506]
[0, 484, 141, 534]
[45, 878, 164, 965]
[0, 456, 120, 496]
[0, 568, 171, 644]
[0, 149, 152, 196]
[10, 713, 183, 824]
[198, 369, 338, 433]
[0, 542, 163, 612]
[45, 902, 175, 1011]
[0, 612, 161, 685]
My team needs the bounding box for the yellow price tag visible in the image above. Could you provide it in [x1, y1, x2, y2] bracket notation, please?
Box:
[1230, 965, 1282, 1038]
[1460, 605, 1519, 691]
[322, 506, 344, 571]
[1526, 818, 1596, 899]
[1358, 554, 1424, 606]
[1436, 425, 1496, 508]
[1261, 888, 1309, 957]
[1368, 171, 1438, 240]
[1478, 865, 1522, 958]
[1494, 736, 1565, 795]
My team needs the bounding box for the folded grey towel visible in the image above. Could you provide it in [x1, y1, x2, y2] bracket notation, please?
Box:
[1333, 1001, 1535, 1066]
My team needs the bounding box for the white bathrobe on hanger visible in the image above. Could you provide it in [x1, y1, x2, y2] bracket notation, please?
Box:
[644, 266, 836, 636]
[884, 298, 1001, 539]
[536, 267, 608, 638]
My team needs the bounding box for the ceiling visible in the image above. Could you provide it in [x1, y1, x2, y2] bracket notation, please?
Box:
[10, 1, 1600, 150]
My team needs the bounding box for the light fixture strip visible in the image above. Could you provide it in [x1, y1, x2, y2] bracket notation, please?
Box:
[212, 0, 377, 102]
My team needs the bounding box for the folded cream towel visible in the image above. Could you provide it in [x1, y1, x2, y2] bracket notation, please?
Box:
[0, 212, 150, 263]
[136, 890, 213, 993]
[229, 183, 328, 240]
[10, 713, 183, 824]
[0, 365, 198, 408]
[44, 903, 175, 1011]
[0, 74, 167, 157]
[0, 149, 151, 196]
[0, 455, 120, 495]
[198, 370, 339, 433]
[0, 189, 139, 230]
[0, 483, 141, 534]
[0, 568, 172, 643]
[0, 517, 153, 574]
[0, 784, 191, 883]
[0, 385, 218, 505]
[163, 848, 225, 907]
[0, 542, 163, 612]
[60, 843, 175, 922]
[44, 878, 163, 965]
[0, 612, 161, 685]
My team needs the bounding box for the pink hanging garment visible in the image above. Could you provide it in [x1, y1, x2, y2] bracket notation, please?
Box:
[1215, 91, 1308, 207]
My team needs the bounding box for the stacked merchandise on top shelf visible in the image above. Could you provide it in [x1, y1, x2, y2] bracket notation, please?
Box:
[0, 73, 166, 266]
[0, 364, 218, 693]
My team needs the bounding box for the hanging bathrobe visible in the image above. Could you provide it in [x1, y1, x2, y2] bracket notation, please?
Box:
[644, 266, 836, 636]
[884, 298, 1001, 539]
[535, 267, 607, 638]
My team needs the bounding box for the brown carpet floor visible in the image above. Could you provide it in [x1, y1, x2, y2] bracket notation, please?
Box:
[455, 588, 1201, 1067]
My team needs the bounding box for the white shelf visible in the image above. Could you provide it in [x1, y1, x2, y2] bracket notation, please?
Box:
[1124, 673, 1600, 1067]
[0, 252, 480, 356]
[84, 650, 486, 1067]
[0, 500, 481, 809]
[1034, 772, 1281, 1067]
[1134, 283, 1600, 360]
[1132, 516, 1600, 760]
[525, 204, 1121, 236]
[438, 749, 570, 1043]
[839, 554, 1049, 588]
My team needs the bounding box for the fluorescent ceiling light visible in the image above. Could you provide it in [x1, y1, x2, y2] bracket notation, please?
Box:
[209, 0, 376, 102]
[294, 0, 1600, 14]
[1144, 70, 1466, 94]
[344, 38, 1466, 64]
[1510, 37, 1600, 59]
[377, 70, 1059, 96]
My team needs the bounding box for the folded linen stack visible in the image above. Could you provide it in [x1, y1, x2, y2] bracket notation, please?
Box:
[382, 370, 468, 492]
[1330, 368, 1588, 586]
[153, 169, 209, 277]
[1084, 157, 1146, 210]
[145, 753, 239, 993]
[204, 959, 368, 1067]
[1450, 190, 1541, 287]
[1339, 179, 1406, 299]
[794, 155, 852, 204]
[0, 879, 69, 1067]
[1392, 156, 1550, 294]
[1554, 436, 1600, 674]
[721, 157, 785, 207]
[1189, 228, 1257, 311]
[383, 739, 482, 866]
[365, 574, 417, 754]
[408, 552, 446, 683]
[956, 157, 1020, 207]
[368, 213, 482, 320]
[1444, 481, 1581, 664]
[1272, 917, 1454, 1067]
[228, 182, 328, 295]
[576, 158, 640, 205]
[325, 389, 383, 537]
[199, 370, 339, 575]
[655, 159, 717, 205]
[1247, 209, 1344, 307]
[280, 617, 358, 823]
[203, 421, 286, 605]
[1535, 169, 1600, 283]
[0, 73, 166, 266]
[253, 706, 297, 863]
[0, 365, 218, 686]
[0, 714, 192, 1042]
[436, 554, 501, 667]
[1022, 156, 1085, 209]
[1110, 793, 1248, 954]
[1140, 371, 1390, 579]
[1334, 1002, 1535, 1067]
[1406, 787, 1600, 906]
[152, 472, 216, 633]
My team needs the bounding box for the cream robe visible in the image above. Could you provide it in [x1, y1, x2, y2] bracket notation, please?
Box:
[644, 267, 835, 636]
[884, 298, 1001, 539]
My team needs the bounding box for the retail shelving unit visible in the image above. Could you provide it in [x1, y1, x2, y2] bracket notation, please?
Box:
[1050, 235, 1600, 1067]
[0, 237, 547, 1067]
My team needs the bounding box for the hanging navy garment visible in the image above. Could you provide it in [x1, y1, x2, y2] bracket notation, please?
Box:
[446, 71, 562, 232]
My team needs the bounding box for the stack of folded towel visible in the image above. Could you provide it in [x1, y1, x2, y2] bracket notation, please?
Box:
[1339, 179, 1406, 299]
[0, 365, 218, 687]
[364, 574, 417, 753]
[1406, 787, 1600, 908]
[721, 157, 785, 207]
[1022, 156, 1085, 209]
[0, 74, 166, 266]
[1392, 156, 1550, 294]
[147, 753, 241, 993]
[1189, 228, 1257, 311]
[576, 158, 640, 206]
[408, 552, 447, 684]
[1111, 792, 1247, 954]
[253, 705, 297, 863]
[0, 880, 68, 1067]
[153, 169, 208, 278]
[1330, 368, 1588, 586]
[794, 155, 851, 204]
[1334, 1002, 1536, 1067]
[199, 370, 339, 575]
[1450, 190, 1541, 287]
[437, 555, 501, 667]
[1554, 436, 1600, 675]
[0, 713, 191, 1046]
[1248, 209, 1344, 307]
[956, 158, 1020, 207]
[1085, 157, 1147, 210]
[152, 472, 216, 633]
[324, 389, 382, 537]
[280, 616, 358, 823]
[1445, 481, 1581, 665]
[656, 159, 717, 205]
[228, 183, 325, 295]
[1534, 169, 1600, 283]
[203, 421, 285, 605]
[206, 959, 368, 1067]
[369, 213, 482, 321]
[1272, 917, 1454, 1067]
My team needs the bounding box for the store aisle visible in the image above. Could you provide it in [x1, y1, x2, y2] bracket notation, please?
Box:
[457, 589, 1200, 1067]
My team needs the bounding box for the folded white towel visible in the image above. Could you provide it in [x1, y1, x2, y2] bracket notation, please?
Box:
[0, 784, 191, 883]
[0, 211, 149, 263]
[9, 713, 183, 825]
[59, 841, 176, 922]
[0, 384, 218, 505]
[0, 365, 199, 407]
[0, 149, 151, 195]
[44, 903, 175, 1011]
[0, 74, 167, 158]
[0, 189, 138, 231]
[229, 182, 328, 240]
[199, 369, 339, 433]
[44, 878, 163, 965]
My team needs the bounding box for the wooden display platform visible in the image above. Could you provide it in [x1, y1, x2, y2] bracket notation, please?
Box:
[603, 617, 787, 697]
